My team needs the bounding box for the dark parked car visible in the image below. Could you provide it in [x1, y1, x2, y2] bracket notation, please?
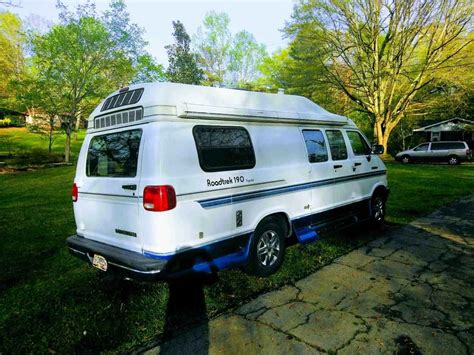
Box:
[395, 141, 472, 165]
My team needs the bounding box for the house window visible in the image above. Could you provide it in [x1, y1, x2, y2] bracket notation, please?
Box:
[431, 131, 440, 142]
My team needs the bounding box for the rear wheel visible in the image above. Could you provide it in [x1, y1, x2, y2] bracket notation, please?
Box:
[245, 218, 286, 277]
[401, 155, 410, 164]
[448, 155, 460, 165]
[370, 194, 385, 226]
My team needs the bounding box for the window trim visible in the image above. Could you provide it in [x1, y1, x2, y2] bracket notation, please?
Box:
[346, 129, 371, 157]
[192, 125, 256, 173]
[301, 129, 329, 163]
[86, 128, 143, 178]
[325, 129, 348, 161]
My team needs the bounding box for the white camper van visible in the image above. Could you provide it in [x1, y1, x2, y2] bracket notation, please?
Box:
[67, 82, 388, 280]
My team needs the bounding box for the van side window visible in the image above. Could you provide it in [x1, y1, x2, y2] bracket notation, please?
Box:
[302, 130, 328, 163]
[193, 125, 256, 172]
[346, 131, 371, 156]
[325, 130, 348, 160]
[431, 142, 465, 150]
[87, 129, 142, 177]
[414, 143, 429, 151]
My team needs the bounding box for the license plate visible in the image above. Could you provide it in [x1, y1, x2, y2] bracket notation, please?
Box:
[92, 254, 108, 272]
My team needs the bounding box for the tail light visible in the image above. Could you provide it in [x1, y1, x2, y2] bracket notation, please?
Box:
[72, 183, 78, 202]
[143, 185, 176, 212]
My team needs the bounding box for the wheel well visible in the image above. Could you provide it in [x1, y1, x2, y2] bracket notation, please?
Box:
[372, 185, 389, 202]
[257, 212, 291, 238]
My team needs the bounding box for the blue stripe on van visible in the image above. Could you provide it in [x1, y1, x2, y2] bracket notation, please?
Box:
[197, 170, 386, 208]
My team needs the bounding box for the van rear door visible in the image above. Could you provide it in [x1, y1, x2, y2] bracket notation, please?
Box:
[73, 128, 144, 253]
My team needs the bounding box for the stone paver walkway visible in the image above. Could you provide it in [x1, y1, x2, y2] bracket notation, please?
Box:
[145, 195, 474, 354]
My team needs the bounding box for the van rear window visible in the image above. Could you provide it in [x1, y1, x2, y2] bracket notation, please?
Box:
[86, 129, 142, 177]
[193, 125, 256, 172]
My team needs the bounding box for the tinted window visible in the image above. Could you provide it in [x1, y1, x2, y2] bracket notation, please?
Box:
[326, 130, 348, 160]
[193, 126, 255, 172]
[431, 142, 465, 150]
[414, 143, 429, 151]
[347, 131, 371, 156]
[87, 129, 142, 177]
[302, 130, 328, 163]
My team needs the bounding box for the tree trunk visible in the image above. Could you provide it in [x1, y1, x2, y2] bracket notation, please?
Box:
[374, 120, 389, 158]
[64, 129, 71, 163]
[75, 114, 82, 131]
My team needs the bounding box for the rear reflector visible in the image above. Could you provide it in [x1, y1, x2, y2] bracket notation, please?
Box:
[143, 185, 176, 212]
[72, 183, 78, 202]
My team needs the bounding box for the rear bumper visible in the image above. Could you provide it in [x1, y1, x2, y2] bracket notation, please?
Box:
[66, 235, 168, 280]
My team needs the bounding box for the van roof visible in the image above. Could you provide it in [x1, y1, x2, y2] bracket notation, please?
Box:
[88, 82, 353, 130]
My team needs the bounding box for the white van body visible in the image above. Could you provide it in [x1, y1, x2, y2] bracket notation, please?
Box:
[67, 82, 388, 279]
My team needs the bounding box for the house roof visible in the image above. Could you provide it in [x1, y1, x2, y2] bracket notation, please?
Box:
[413, 117, 474, 132]
[0, 107, 26, 116]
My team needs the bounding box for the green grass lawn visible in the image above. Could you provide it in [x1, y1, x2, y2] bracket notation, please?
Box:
[0, 163, 473, 353]
[0, 127, 86, 164]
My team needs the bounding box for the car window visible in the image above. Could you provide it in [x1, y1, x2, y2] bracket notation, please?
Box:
[193, 125, 256, 172]
[346, 131, 371, 156]
[326, 130, 348, 160]
[302, 130, 328, 163]
[432, 142, 465, 150]
[414, 143, 429, 152]
[87, 129, 142, 177]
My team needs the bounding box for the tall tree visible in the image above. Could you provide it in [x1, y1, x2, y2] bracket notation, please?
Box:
[286, 0, 473, 153]
[31, 17, 118, 162]
[165, 20, 203, 84]
[228, 30, 267, 87]
[55, 0, 164, 126]
[0, 12, 25, 108]
[193, 11, 232, 85]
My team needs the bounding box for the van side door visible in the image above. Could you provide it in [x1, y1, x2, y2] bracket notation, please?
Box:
[412, 143, 430, 162]
[345, 130, 375, 200]
[325, 129, 353, 207]
[301, 129, 334, 213]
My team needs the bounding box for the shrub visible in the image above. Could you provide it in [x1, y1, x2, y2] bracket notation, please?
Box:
[0, 118, 12, 127]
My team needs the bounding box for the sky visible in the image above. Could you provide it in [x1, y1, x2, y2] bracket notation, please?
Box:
[8, 0, 295, 65]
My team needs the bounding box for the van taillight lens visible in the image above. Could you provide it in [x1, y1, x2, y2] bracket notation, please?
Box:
[143, 186, 176, 212]
[72, 183, 78, 202]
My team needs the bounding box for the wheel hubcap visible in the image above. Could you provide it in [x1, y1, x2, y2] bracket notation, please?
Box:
[374, 198, 384, 221]
[257, 230, 280, 267]
[449, 157, 457, 165]
[402, 157, 409, 163]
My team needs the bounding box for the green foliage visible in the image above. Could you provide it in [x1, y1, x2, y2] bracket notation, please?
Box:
[193, 11, 268, 87]
[0, 163, 473, 352]
[0, 12, 26, 108]
[0, 118, 12, 127]
[283, 0, 473, 153]
[228, 30, 267, 87]
[193, 11, 232, 85]
[133, 54, 166, 83]
[165, 20, 203, 84]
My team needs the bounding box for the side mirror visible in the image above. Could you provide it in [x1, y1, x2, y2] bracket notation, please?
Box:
[371, 144, 384, 155]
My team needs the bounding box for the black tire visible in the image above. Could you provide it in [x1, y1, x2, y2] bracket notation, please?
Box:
[245, 218, 286, 277]
[370, 193, 386, 226]
[448, 155, 460, 165]
[401, 155, 411, 164]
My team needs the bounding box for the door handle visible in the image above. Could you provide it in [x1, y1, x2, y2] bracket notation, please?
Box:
[354, 162, 362, 166]
[122, 184, 137, 191]
[333, 164, 343, 169]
